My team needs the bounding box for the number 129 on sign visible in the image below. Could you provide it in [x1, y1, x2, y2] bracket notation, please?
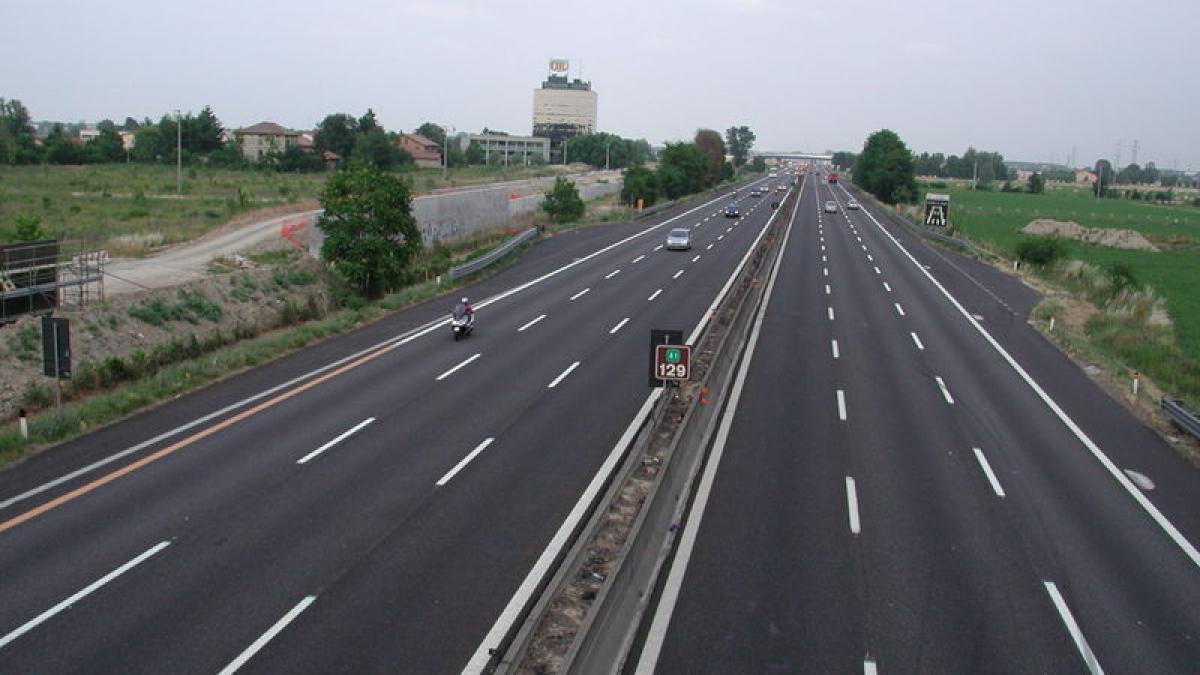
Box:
[654, 345, 691, 381]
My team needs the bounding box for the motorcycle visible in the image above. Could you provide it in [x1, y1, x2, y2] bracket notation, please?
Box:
[451, 306, 474, 341]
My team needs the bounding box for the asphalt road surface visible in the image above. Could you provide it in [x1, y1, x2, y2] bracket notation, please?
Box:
[636, 172, 1200, 674]
[0, 174, 788, 673]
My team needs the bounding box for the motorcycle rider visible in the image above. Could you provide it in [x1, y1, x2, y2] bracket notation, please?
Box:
[453, 297, 474, 326]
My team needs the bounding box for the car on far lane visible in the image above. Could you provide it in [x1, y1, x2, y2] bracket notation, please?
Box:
[776, 185, 787, 193]
[724, 205, 740, 218]
[665, 228, 692, 250]
[846, 199, 860, 210]
[824, 200, 839, 213]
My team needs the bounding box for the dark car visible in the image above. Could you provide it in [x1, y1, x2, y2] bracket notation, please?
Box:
[724, 205, 740, 218]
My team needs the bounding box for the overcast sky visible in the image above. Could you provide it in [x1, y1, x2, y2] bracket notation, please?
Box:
[4, 0, 1197, 170]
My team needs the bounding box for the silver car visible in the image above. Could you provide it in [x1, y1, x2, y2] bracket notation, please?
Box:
[665, 228, 692, 250]
[847, 199, 860, 210]
[824, 201, 839, 213]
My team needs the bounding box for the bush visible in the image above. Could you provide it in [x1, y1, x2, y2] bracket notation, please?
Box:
[1015, 237, 1068, 267]
[1105, 262, 1138, 296]
[541, 176, 585, 223]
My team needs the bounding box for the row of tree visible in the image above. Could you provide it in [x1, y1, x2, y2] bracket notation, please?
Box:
[912, 148, 1011, 184]
[620, 127, 754, 208]
[561, 133, 654, 170]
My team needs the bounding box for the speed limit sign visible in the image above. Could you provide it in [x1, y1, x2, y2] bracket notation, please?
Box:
[654, 344, 691, 382]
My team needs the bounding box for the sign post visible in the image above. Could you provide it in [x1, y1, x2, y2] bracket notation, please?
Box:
[41, 315, 71, 415]
[648, 329, 684, 388]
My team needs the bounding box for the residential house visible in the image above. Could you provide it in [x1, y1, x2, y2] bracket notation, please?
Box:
[398, 133, 442, 168]
[235, 122, 300, 161]
[1075, 169, 1098, 184]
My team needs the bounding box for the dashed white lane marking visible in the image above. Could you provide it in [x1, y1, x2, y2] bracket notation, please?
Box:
[297, 417, 376, 464]
[0, 541, 171, 649]
[837, 389, 847, 420]
[935, 376, 955, 404]
[883, 281, 892, 292]
[609, 317, 630, 334]
[845, 476, 860, 534]
[632, 254, 646, 264]
[1044, 581, 1105, 675]
[436, 353, 481, 381]
[973, 447, 1006, 498]
[718, 234, 725, 241]
[832, 339, 840, 359]
[437, 438, 497, 486]
[654, 244, 664, 251]
[867, 254, 874, 262]
[647, 289, 663, 302]
[691, 254, 701, 263]
[895, 303, 906, 317]
[605, 269, 621, 279]
[861, 244, 868, 251]
[874, 266, 881, 275]
[570, 288, 590, 301]
[706, 243, 714, 250]
[825, 284, 831, 295]
[518, 314, 547, 332]
[548, 361, 581, 388]
[823, 268, 829, 277]
[828, 306, 835, 321]
[218, 595, 317, 675]
[864, 659, 878, 675]
[911, 332, 925, 350]
[673, 269, 684, 279]
[822, 255, 827, 262]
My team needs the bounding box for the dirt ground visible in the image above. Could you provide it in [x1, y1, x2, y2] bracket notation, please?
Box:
[1022, 218, 1160, 251]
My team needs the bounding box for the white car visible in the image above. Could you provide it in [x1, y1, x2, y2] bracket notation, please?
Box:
[665, 228, 692, 250]
[824, 201, 839, 213]
[847, 199, 860, 210]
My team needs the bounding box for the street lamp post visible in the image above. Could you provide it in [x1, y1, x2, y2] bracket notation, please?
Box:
[442, 124, 455, 180]
[175, 109, 182, 194]
[605, 141, 610, 171]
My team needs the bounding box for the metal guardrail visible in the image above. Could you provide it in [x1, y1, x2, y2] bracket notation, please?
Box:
[1161, 398, 1200, 440]
[842, 183, 982, 254]
[448, 227, 538, 280]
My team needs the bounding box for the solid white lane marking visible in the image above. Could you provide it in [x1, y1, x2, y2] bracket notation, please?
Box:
[864, 659, 878, 675]
[846, 476, 861, 534]
[828, 307, 835, 321]
[935, 376, 955, 404]
[691, 254, 701, 262]
[832, 339, 840, 359]
[895, 303, 906, 317]
[609, 317, 630, 334]
[874, 266, 881, 275]
[825, 284, 831, 295]
[647, 289, 663, 302]
[911, 332, 925, 350]
[570, 288, 590, 301]
[0, 541, 171, 649]
[518, 314, 547, 332]
[605, 269, 621, 279]
[973, 447, 1006, 498]
[883, 281, 892, 292]
[1044, 582, 1105, 675]
[632, 254, 646, 264]
[436, 353, 481, 381]
[837, 389, 847, 420]
[297, 418, 375, 464]
[654, 244, 664, 251]
[436, 438, 496, 486]
[673, 269, 684, 279]
[706, 243, 714, 250]
[218, 595, 317, 675]
[856, 199, 1200, 568]
[634, 190, 800, 675]
[548, 361, 581, 388]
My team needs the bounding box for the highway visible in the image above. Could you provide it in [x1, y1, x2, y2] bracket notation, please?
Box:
[0, 174, 789, 673]
[635, 171, 1200, 673]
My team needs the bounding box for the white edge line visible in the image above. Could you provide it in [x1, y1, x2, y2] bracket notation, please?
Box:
[436, 438, 496, 486]
[854, 190, 1200, 568]
[518, 314, 547, 332]
[2, 189, 737, 514]
[1044, 581, 1105, 675]
[846, 476, 861, 534]
[547, 361, 581, 388]
[217, 595, 317, 675]
[297, 417, 375, 464]
[864, 658, 879, 675]
[436, 353, 481, 381]
[635, 182, 799, 675]
[0, 540, 171, 649]
[972, 447, 1006, 498]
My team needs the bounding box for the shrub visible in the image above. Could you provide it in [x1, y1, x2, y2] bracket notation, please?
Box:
[1104, 262, 1138, 297]
[1015, 237, 1068, 267]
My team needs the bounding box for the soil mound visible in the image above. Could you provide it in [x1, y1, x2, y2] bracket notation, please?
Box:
[1022, 219, 1159, 252]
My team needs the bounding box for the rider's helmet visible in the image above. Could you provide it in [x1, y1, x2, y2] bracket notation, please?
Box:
[461, 297, 469, 304]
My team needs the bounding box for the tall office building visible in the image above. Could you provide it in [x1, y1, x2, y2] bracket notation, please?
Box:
[532, 59, 597, 159]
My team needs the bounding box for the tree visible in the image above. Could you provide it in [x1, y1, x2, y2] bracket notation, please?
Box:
[208, 138, 247, 168]
[358, 109, 380, 135]
[44, 125, 83, 164]
[563, 132, 632, 170]
[132, 125, 163, 162]
[1028, 171, 1045, 194]
[1143, 162, 1160, 185]
[122, 117, 140, 131]
[87, 128, 126, 163]
[658, 142, 708, 199]
[831, 151, 857, 172]
[96, 119, 118, 134]
[191, 105, 224, 154]
[854, 129, 917, 204]
[1094, 159, 1114, 196]
[0, 98, 39, 164]
[465, 141, 485, 165]
[273, 145, 325, 173]
[694, 129, 727, 187]
[541, 177, 585, 223]
[314, 113, 359, 159]
[724, 126, 755, 168]
[621, 165, 661, 208]
[629, 138, 653, 164]
[415, 122, 446, 148]
[750, 156, 767, 173]
[353, 127, 407, 170]
[317, 163, 421, 298]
